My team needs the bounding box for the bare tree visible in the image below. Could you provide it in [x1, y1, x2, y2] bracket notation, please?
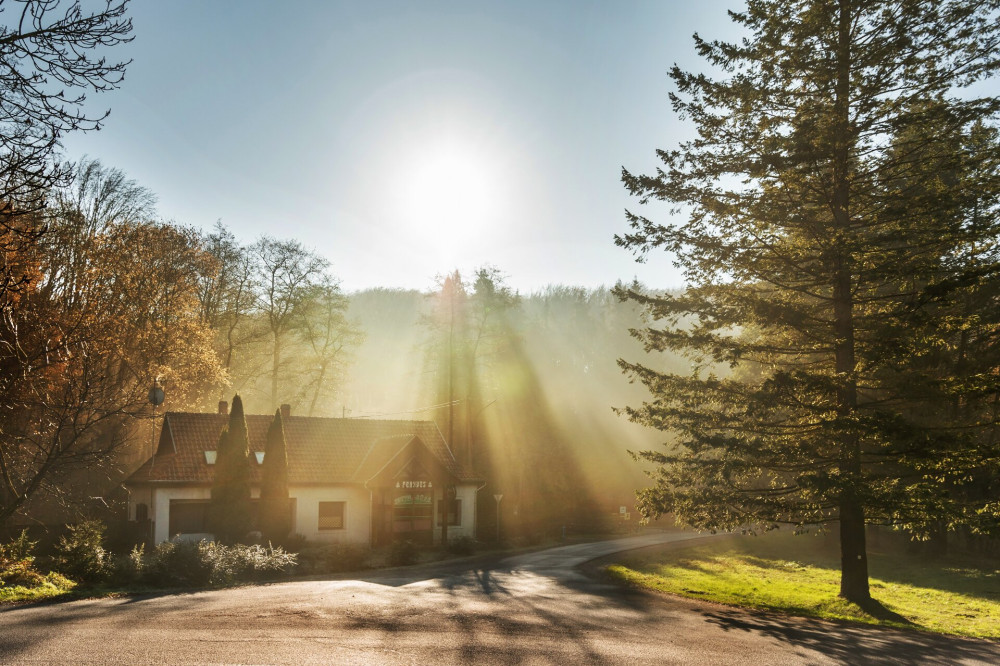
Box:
[254, 236, 328, 408]
[294, 278, 363, 416]
[197, 222, 265, 390]
[0, 0, 133, 301]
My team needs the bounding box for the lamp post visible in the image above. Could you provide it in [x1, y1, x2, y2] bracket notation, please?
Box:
[148, 380, 165, 457]
[493, 493, 503, 543]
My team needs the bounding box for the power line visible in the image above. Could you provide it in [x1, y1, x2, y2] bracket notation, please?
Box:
[352, 399, 461, 419]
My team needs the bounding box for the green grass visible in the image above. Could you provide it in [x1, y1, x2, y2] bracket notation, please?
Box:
[605, 531, 1000, 639]
[0, 573, 76, 604]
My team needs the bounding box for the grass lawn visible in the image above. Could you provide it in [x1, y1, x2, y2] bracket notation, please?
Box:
[0, 575, 76, 604]
[605, 531, 1000, 639]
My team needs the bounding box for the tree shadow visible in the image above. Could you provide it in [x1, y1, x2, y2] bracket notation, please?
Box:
[2, 544, 999, 664]
[700, 607, 999, 665]
[854, 596, 916, 625]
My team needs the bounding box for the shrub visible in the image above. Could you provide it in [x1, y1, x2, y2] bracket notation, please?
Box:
[295, 543, 368, 575]
[140, 539, 296, 588]
[112, 544, 146, 586]
[447, 536, 476, 556]
[0, 530, 73, 598]
[0, 529, 45, 587]
[1, 529, 36, 561]
[1, 556, 47, 588]
[201, 541, 297, 586]
[54, 521, 111, 584]
[143, 540, 212, 588]
[282, 533, 308, 552]
[0, 572, 75, 603]
[390, 539, 417, 566]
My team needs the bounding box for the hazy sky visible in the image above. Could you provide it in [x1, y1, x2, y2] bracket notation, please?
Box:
[60, 1, 740, 292]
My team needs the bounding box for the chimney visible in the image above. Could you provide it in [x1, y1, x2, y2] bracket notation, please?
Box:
[280, 403, 291, 420]
[218, 400, 228, 416]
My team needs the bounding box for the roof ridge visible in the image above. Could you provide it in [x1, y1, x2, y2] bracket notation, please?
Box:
[127, 412, 479, 486]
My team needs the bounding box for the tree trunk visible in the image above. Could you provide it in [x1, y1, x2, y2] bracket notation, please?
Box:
[271, 332, 281, 408]
[839, 497, 870, 602]
[832, 0, 869, 604]
[308, 361, 327, 417]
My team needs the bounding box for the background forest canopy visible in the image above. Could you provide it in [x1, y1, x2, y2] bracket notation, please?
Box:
[1, 155, 679, 525]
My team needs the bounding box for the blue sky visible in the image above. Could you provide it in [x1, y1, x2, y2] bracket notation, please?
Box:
[61, 1, 740, 291]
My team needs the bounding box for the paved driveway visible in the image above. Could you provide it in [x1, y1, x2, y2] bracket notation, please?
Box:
[2, 532, 998, 665]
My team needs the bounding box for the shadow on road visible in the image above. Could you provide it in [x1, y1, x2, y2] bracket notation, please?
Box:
[2, 537, 999, 665]
[701, 608, 1000, 665]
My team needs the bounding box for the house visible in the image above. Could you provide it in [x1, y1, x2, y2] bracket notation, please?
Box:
[124, 403, 482, 546]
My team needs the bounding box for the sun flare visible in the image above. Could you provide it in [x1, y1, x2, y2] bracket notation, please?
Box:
[396, 137, 505, 259]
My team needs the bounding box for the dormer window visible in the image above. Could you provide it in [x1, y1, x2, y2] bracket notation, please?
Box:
[255, 451, 265, 464]
[204, 451, 217, 465]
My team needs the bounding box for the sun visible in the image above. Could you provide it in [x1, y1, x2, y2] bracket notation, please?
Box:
[397, 137, 503, 260]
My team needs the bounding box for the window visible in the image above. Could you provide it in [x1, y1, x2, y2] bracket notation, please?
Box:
[169, 500, 209, 535]
[135, 503, 148, 522]
[437, 498, 461, 526]
[204, 450, 217, 464]
[318, 501, 345, 530]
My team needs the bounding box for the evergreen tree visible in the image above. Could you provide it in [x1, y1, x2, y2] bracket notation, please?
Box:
[616, 0, 1000, 604]
[259, 408, 291, 544]
[209, 395, 252, 543]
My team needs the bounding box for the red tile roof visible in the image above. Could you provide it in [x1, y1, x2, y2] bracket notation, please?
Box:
[126, 413, 479, 485]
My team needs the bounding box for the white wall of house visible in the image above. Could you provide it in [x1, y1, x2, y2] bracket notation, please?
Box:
[135, 482, 479, 545]
[150, 486, 210, 544]
[144, 486, 261, 544]
[128, 486, 154, 521]
[434, 483, 478, 542]
[289, 485, 371, 544]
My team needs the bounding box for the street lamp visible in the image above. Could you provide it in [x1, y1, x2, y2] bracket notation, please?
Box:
[148, 380, 165, 457]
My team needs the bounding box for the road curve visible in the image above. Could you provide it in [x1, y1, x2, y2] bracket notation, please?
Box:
[1, 531, 998, 665]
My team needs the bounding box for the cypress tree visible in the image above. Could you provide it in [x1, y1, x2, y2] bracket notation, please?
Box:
[259, 408, 291, 544]
[209, 394, 252, 543]
[616, 0, 1000, 604]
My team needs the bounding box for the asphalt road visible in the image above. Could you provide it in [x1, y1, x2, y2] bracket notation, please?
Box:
[2, 531, 999, 665]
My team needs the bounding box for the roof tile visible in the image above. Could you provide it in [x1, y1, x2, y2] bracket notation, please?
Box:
[126, 413, 478, 485]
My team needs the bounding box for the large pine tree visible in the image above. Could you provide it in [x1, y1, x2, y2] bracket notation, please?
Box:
[209, 395, 252, 543]
[616, 0, 1000, 603]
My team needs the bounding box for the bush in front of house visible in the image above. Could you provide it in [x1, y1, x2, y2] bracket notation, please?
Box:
[0, 529, 76, 603]
[446, 536, 477, 556]
[54, 520, 112, 584]
[390, 539, 418, 566]
[1, 529, 45, 587]
[3, 523, 297, 597]
[140, 539, 297, 588]
[295, 542, 368, 575]
[111, 544, 147, 586]
[141, 540, 212, 587]
[201, 541, 297, 586]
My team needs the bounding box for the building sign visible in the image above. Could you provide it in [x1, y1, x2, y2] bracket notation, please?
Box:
[394, 493, 432, 506]
[396, 480, 432, 489]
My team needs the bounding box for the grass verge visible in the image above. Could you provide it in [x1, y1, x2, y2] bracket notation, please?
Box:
[604, 531, 1000, 639]
[0, 574, 76, 604]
